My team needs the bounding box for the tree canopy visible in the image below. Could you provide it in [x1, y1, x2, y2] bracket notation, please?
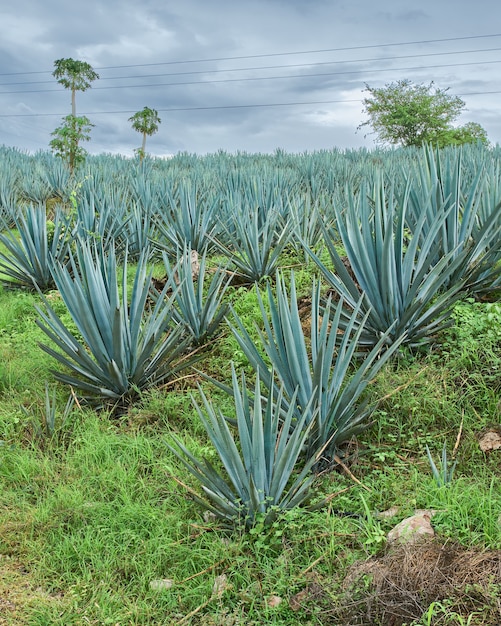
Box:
[53, 58, 99, 116]
[49, 115, 94, 174]
[53, 58, 99, 91]
[358, 80, 488, 148]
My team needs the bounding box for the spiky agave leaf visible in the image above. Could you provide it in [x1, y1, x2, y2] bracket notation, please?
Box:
[36, 241, 195, 405]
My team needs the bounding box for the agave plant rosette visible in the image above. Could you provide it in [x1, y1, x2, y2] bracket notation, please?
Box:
[168, 366, 317, 527]
[0, 204, 73, 291]
[306, 178, 470, 350]
[154, 181, 220, 254]
[213, 206, 291, 284]
[36, 242, 194, 405]
[226, 273, 403, 465]
[406, 146, 501, 296]
[162, 245, 231, 346]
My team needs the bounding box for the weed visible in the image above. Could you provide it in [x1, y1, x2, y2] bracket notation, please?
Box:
[357, 493, 387, 553]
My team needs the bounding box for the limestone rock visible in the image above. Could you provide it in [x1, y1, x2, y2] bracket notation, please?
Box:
[478, 427, 501, 453]
[387, 512, 435, 545]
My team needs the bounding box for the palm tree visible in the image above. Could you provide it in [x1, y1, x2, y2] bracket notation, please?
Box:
[51, 58, 99, 172]
[129, 107, 162, 161]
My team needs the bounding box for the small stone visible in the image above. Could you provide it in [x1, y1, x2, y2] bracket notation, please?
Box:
[212, 574, 230, 597]
[266, 595, 283, 608]
[149, 578, 174, 591]
[203, 510, 217, 523]
[387, 513, 435, 545]
[478, 428, 501, 452]
[375, 506, 400, 519]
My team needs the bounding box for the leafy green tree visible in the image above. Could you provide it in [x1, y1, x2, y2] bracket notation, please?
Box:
[436, 122, 490, 147]
[358, 79, 488, 147]
[50, 115, 94, 174]
[128, 107, 161, 161]
[52, 58, 99, 116]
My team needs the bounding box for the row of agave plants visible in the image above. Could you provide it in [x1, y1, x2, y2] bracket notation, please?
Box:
[1, 144, 500, 527]
[1, 142, 501, 217]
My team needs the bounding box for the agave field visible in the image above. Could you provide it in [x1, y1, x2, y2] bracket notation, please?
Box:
[0, 143, 500, 624]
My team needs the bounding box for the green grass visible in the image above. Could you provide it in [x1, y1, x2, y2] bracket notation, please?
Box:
[0, 254, 500, 625]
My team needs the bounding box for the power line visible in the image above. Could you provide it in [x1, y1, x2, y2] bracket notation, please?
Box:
[88, 59, 501, 90]
[1, 90, 500, 119]
[1, 58, 500, 95]
[0, 33, 500, 77]
[85, 59, 501, 91]
[2, 46, 501, 87]
[58, 33, 501, 69]
[0, 99, 380, 117]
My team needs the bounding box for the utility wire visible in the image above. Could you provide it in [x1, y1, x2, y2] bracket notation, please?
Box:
[2, 90, 500, 119]
[1, 58, 500, 95]
[0, 100, 397, 117]
[0, 32, 500, 77]
[1, 46, 501, 86]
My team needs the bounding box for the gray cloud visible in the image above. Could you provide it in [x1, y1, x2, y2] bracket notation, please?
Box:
[0, 0, 500, 155]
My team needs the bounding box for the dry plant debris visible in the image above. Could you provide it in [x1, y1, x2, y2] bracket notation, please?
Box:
[339, 540, 501, 625]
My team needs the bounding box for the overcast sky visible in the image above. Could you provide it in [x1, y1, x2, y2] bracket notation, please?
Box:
[1, 0, 500, 157]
